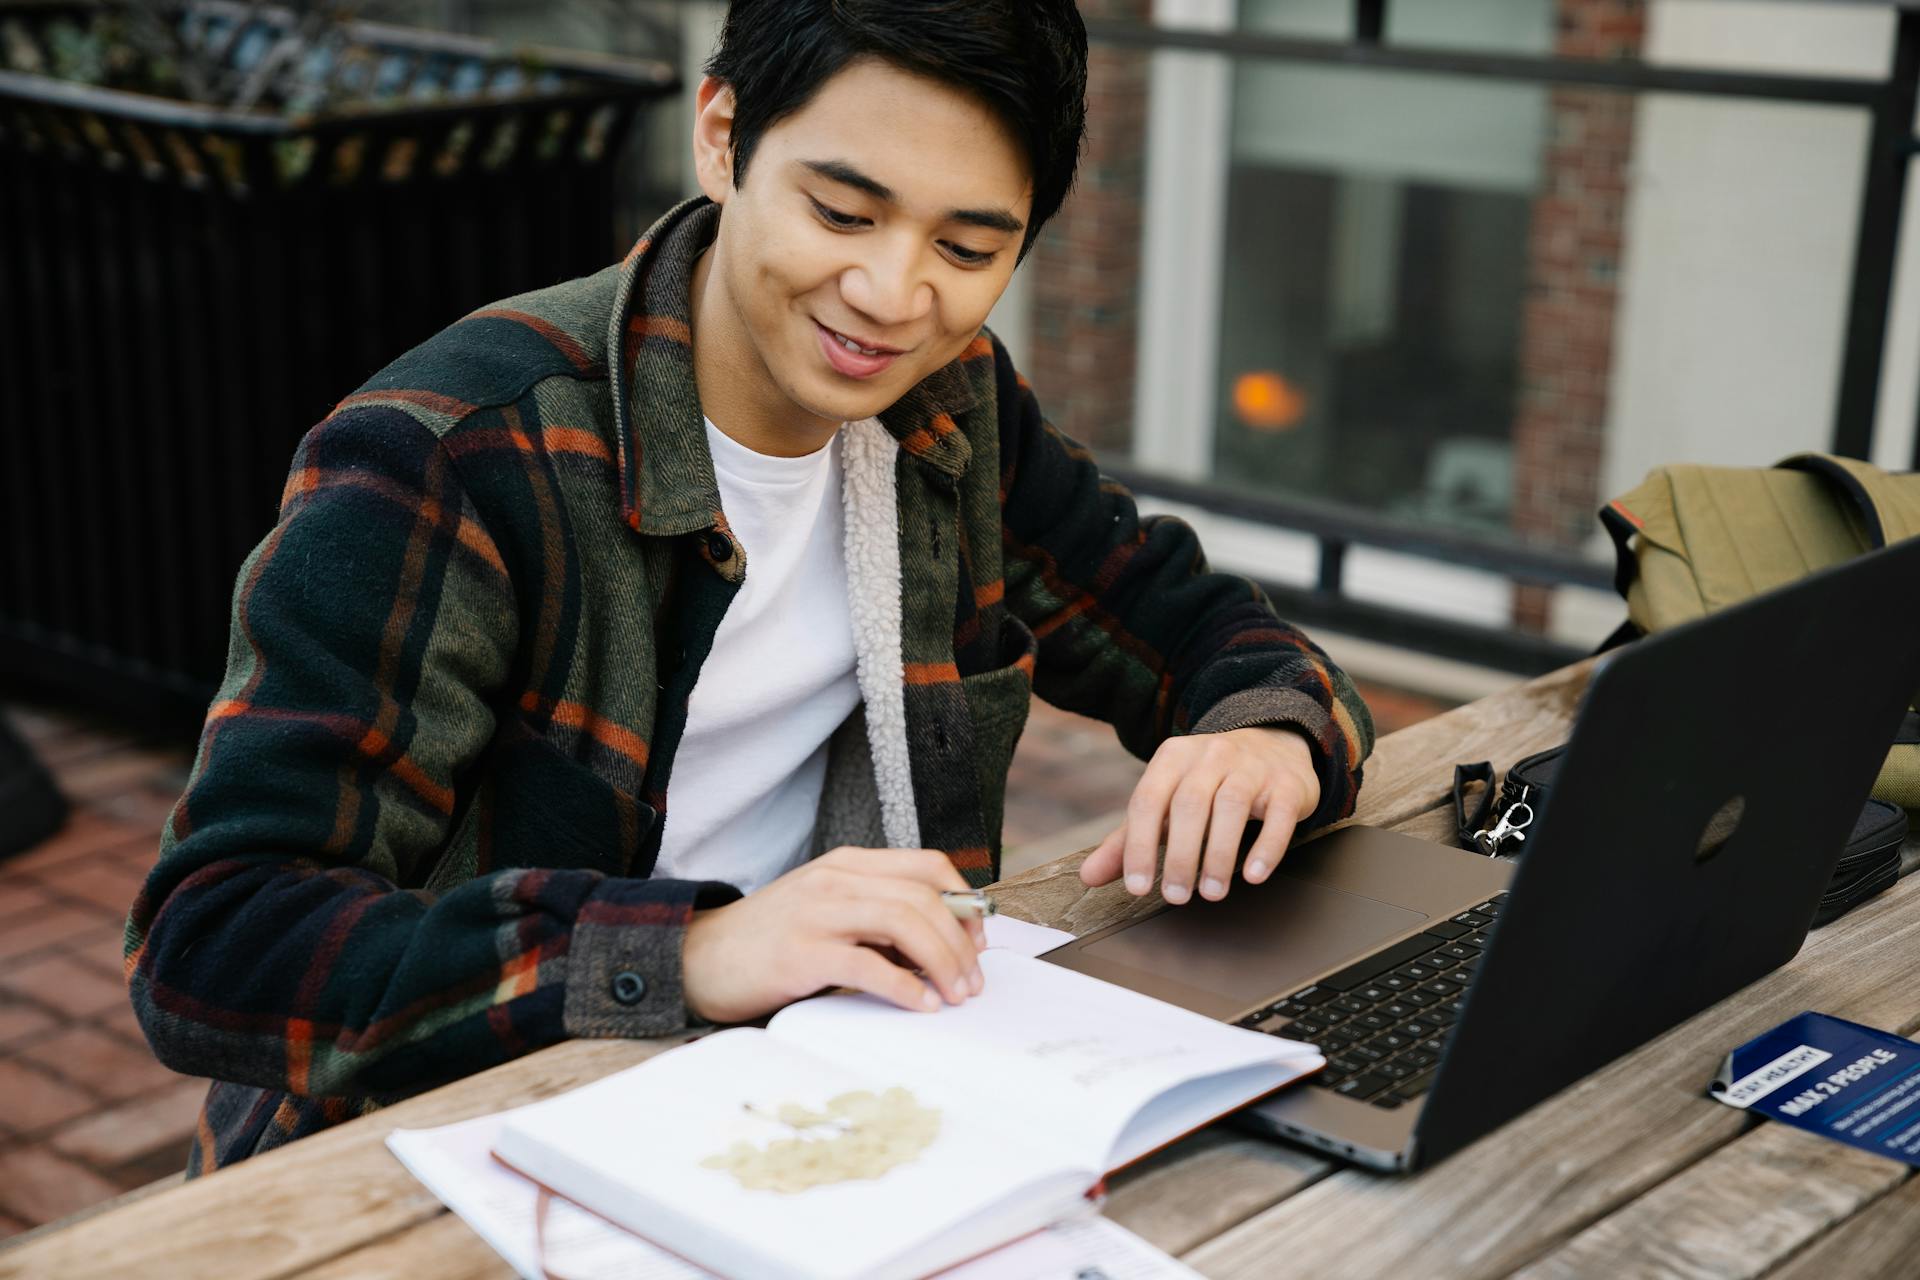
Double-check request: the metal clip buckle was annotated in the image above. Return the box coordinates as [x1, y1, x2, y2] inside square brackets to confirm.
[1473, 785, 1535, 856]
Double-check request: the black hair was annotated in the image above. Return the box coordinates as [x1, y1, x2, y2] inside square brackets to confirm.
[704, 0, 1088, 257]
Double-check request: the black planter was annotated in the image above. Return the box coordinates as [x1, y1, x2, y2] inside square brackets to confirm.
[0, 1, 678, 734]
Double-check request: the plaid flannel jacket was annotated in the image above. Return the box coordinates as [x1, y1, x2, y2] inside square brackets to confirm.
[126, 197, 1374, 1175]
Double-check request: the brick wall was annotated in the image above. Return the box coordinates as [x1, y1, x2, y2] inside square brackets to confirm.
[1511, 0, 1645, 628]
[1026, 0, 1150, 453]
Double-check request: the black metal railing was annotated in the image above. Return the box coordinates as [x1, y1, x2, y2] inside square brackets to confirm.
[1102, 464, 1611, 673]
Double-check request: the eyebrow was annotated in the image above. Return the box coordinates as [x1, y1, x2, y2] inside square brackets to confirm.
[800, 159, 1026, 235]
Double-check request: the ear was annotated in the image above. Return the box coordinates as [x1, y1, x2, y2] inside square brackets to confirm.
[692, 76, 738, 204]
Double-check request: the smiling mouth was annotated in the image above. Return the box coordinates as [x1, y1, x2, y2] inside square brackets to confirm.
[828, 329, 883, 356]
[813, 320, 905, 381]
[820, 323, 902, 356]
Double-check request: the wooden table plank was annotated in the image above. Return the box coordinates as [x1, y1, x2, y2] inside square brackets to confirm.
[1509, 1120, 1909, 1280]
[1764, 1166, 1920, 1280]
[297, 1212, 515, 1280]
[0, 1038, 690, 1280]
[1180, 877, 1920, 1279]
[1102, 1130, 1329, 1257]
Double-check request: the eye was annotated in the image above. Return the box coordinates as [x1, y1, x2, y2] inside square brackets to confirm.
[808, 197, 866, 230]
[943, 242, 998, 268]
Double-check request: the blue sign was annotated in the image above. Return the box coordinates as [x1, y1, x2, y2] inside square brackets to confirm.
[1711, 1011, 1920, 1165]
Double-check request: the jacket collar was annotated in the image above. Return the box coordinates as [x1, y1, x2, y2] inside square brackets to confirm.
[607, 198, 979, 537]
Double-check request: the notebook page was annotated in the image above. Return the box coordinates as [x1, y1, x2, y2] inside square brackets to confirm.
[492, 1027, 1089, 1280]
[391, 1111, 1197, 1280]
[980, 914, 1074, 958]
[768, 950, 1320, 1173]
[388, 1111, 705, 1280]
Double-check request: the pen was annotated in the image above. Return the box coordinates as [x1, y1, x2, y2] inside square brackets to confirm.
[942, 889, 997, 920]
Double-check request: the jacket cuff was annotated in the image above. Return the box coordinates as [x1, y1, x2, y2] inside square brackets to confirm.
[1190, 687, 1356, 831]
[563, 877, 741, 1038]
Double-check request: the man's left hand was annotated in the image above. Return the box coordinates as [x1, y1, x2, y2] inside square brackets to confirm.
[1078, 727, 1320, 904]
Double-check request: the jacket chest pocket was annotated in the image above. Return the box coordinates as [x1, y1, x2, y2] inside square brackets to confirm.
[959, 618, 1037, 850]
[488, 728, 658, 875]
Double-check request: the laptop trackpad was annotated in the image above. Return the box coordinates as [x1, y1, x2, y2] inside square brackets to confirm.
[1079, 876, 1429, 1007]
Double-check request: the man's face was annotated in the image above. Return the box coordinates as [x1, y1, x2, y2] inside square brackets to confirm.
[694, 58, 1033, 436]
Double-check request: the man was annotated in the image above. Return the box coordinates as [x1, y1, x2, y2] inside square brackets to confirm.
[128, 0, 1374, 1174]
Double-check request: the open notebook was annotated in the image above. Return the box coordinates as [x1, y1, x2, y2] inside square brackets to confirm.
[493, 949, 1321, 1280]
[387, 1108, 1205, 1280]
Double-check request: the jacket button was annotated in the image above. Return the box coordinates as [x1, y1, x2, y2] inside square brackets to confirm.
[705, 531, 733, 561]
[611, 971, 648, 1005]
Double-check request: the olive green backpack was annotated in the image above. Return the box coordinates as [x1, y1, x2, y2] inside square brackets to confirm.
[1599, 452, 1920, 812]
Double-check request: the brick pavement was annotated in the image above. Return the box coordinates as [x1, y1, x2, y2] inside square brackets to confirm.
[0, 674, 1451, 1241]
[0, 706, 199, 1243]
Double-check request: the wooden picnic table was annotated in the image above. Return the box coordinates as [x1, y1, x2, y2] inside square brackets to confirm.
[7, 654, 1920, 1279]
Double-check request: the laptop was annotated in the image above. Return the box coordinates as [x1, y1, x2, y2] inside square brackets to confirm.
[1043, 536, 1920, 1171]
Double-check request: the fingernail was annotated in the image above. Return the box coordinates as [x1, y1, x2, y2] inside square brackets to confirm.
[1201, 877, 1225, 899]
[921, 987, 940, 1011]
[1246, 860, 1268, 881]
[1125, 873, 1150, 895]
[970, 968, 984, 994]
[1164, 881, 1190, 904]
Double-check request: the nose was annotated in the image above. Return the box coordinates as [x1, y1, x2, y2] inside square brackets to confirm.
[838, 233, 934, 331]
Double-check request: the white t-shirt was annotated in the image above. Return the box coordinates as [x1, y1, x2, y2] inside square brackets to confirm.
[650, 420, 861, 892]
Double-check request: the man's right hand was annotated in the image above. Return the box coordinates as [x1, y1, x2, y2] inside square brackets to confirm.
[680, 846, 988, 1025]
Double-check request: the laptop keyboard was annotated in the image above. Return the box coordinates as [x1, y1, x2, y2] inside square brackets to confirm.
[1233, 893, 1508, 1110]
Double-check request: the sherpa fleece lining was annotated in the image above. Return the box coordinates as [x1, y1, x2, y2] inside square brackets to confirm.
[840, 417, 921, 849]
